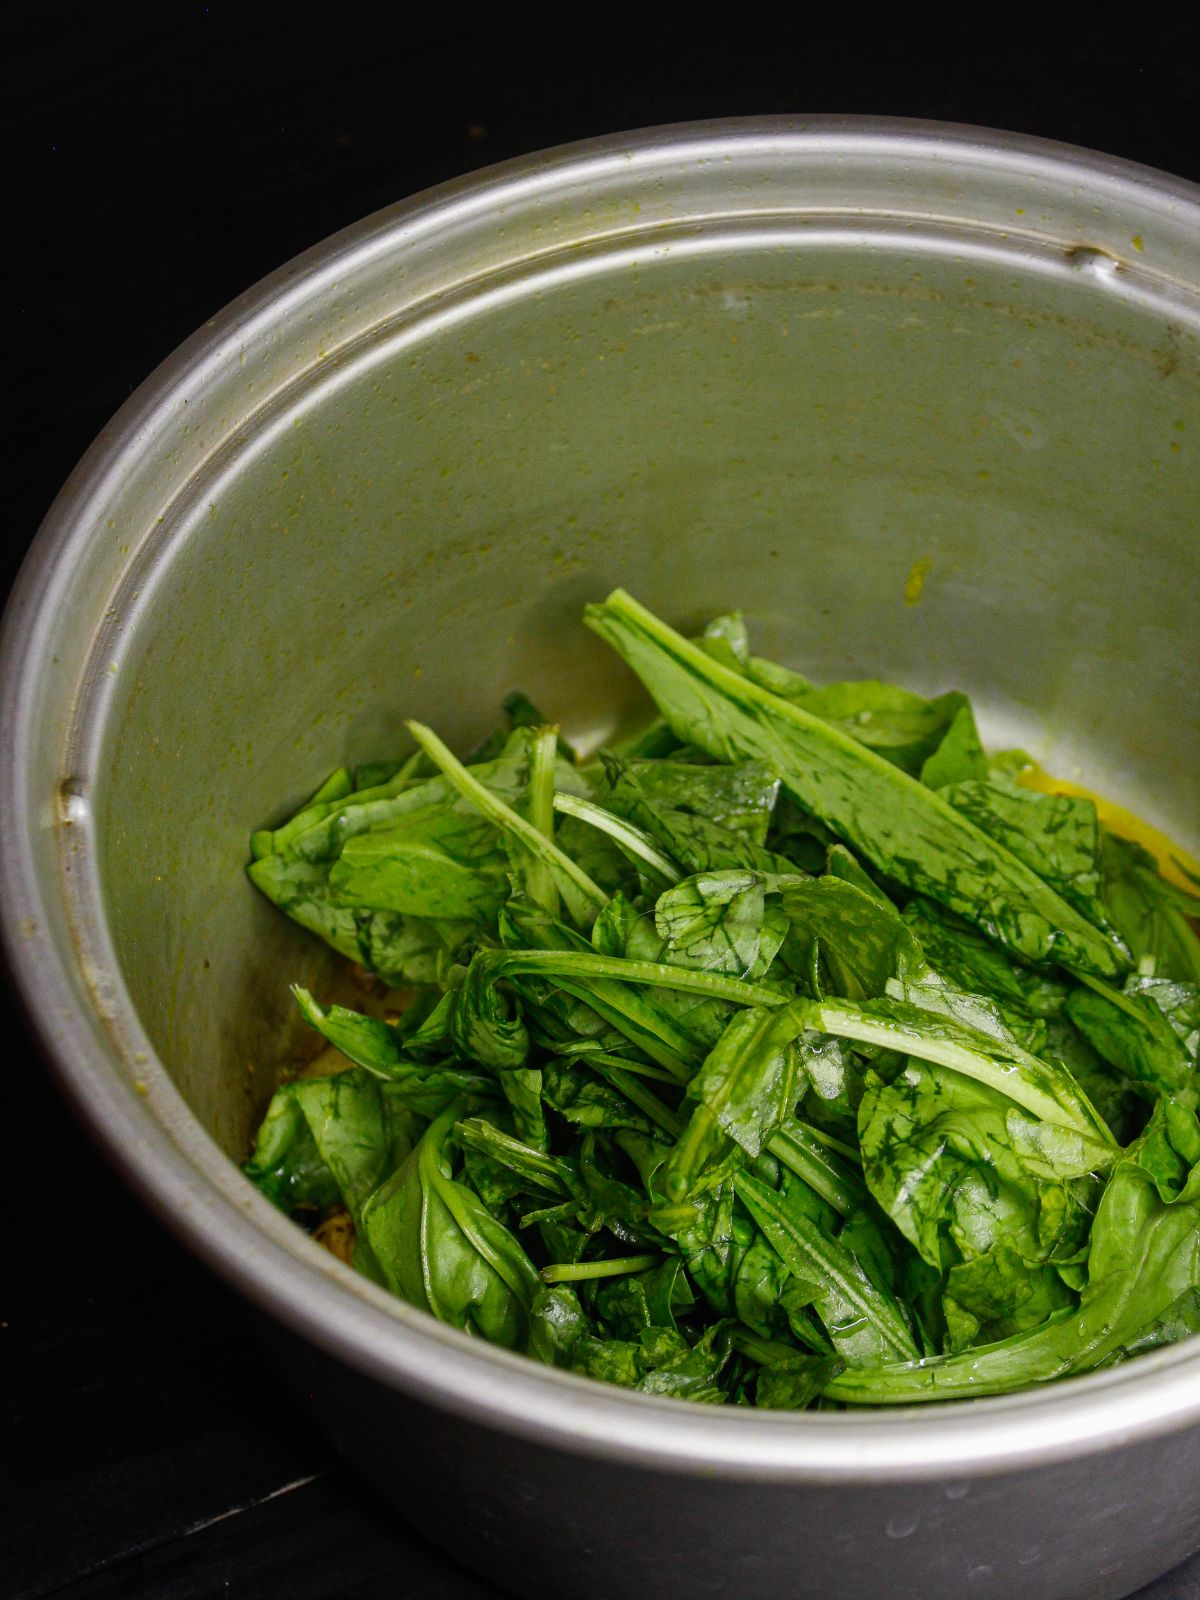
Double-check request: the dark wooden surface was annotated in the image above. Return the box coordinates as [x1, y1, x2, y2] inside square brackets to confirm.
[4, 5, 1200, 1596]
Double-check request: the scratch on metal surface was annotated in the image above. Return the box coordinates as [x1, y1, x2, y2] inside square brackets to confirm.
[182, 1472, 323, 1538]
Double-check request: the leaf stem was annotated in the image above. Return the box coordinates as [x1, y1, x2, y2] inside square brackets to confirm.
[552, 792, 681, 883]
[540, 1253, 662, 1283]
[768, 1119, 870, 1217]
[728, 1327, 803, 1365]
[585, 1058, 685, 1136]
[492, 948, 786, 1009]
[528, 726, 561, 916]
[1071, 967, 1151, 1025]
[550, 1045, 681, 1085]
[406, 721, 607, 922]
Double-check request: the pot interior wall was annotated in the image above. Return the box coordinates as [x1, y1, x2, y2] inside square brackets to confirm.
[89, 229, 1200, 1156]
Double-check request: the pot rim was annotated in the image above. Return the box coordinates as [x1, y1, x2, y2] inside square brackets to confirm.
[5, 114, 1200, 1482]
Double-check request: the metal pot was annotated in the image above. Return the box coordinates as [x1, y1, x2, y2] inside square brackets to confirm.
[3, 118, 1198, 1600]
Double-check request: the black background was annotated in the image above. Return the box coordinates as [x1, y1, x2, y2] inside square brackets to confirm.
[4, 5, 1200, 1597]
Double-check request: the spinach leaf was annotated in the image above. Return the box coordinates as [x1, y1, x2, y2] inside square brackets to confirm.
[245, 854, 366, 963]
[356, 911, 473, 988]
[251, 756, 418, 862]
[497, 899, 714, 1077]
[595, 1256, 689, 1339]
[1066, 973, 1199, 1102]
[785, 680, 984, 781]
[585, 590, 1126, 978]
[920, 698, 989, 790]
[736, 1170, 918, 1366]
[463, 942, 785, 1059]
[248, 736, 542, 975]
[775, 877, 928, 1000]
[753, 1352, 844, 1410]
[290, 1070, 421, 1224]
[541, 1057, 660, 1137]
[600, 755, 794, 875]
[527, 1284, 590, 1367]
[650, 1180, 750, 1317]
[257, 731, 572, 963]
[447, 954, 532, 1071]
[454, 1117, 573, 1200]
[1100, 833, 1200, 984]
[733, 1229, 797, 1343]
[795, 995, 1116, 1149]
[553, 791, 682, 890]
[699, 620, 988, 791]
[901, 898, 1070, 1022]
[825, 1100, 1200, 1401]
[292, 987, 406, 1076]
[328, 808, 510, 924]
[623, 756, 783, 845]
[940, 777, 1119, 941]
[635, 1323, 734, 1402]
[361, 1106, 540, 1350]
[654, 870, 796, 979]
[858, 1057, 1096, 1344]
[406, 721, 606, 929]
[1040, 1015, 1136, 1140]
[620, 912, 743, 1054]
[567, 1323, 734, 1403]
[941, 1238, 1075, 1351]
[766, 1117, 870, 1216]
[243, 1085, 340, 1212]
[291, 987, 494, 1113]
[665, 1005, 810, 1200]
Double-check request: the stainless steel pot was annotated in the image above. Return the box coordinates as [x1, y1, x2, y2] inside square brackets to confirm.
[3, 118, 1199, 1600]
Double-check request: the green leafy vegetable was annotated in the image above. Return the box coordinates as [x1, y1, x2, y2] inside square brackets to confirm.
[585, 590, 1126, 978]
[361, 1105, 541, 1349]
[1066, 972, 1199, 1103]
[940, 778, 1118, 940]
[736, 1170, 918, 1366]
[825, 1100, 1200, 1401]
[795, 995, 1117, 1148]
[1100, 834, 1200, 985]
[665, 1005, 809, 1200]
[243, 1085, 341, 1213]
[242, 589, 1200, 1411]
[655, 871, 795, 978]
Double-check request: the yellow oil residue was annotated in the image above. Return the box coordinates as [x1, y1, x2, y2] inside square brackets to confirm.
[1016, 763, 1199, 890]
[1131, 234, 1145, 253]
[297, 1044, 356, 1080]
[314, 1211, 356, 1264]
[903, 557, 932, 607]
